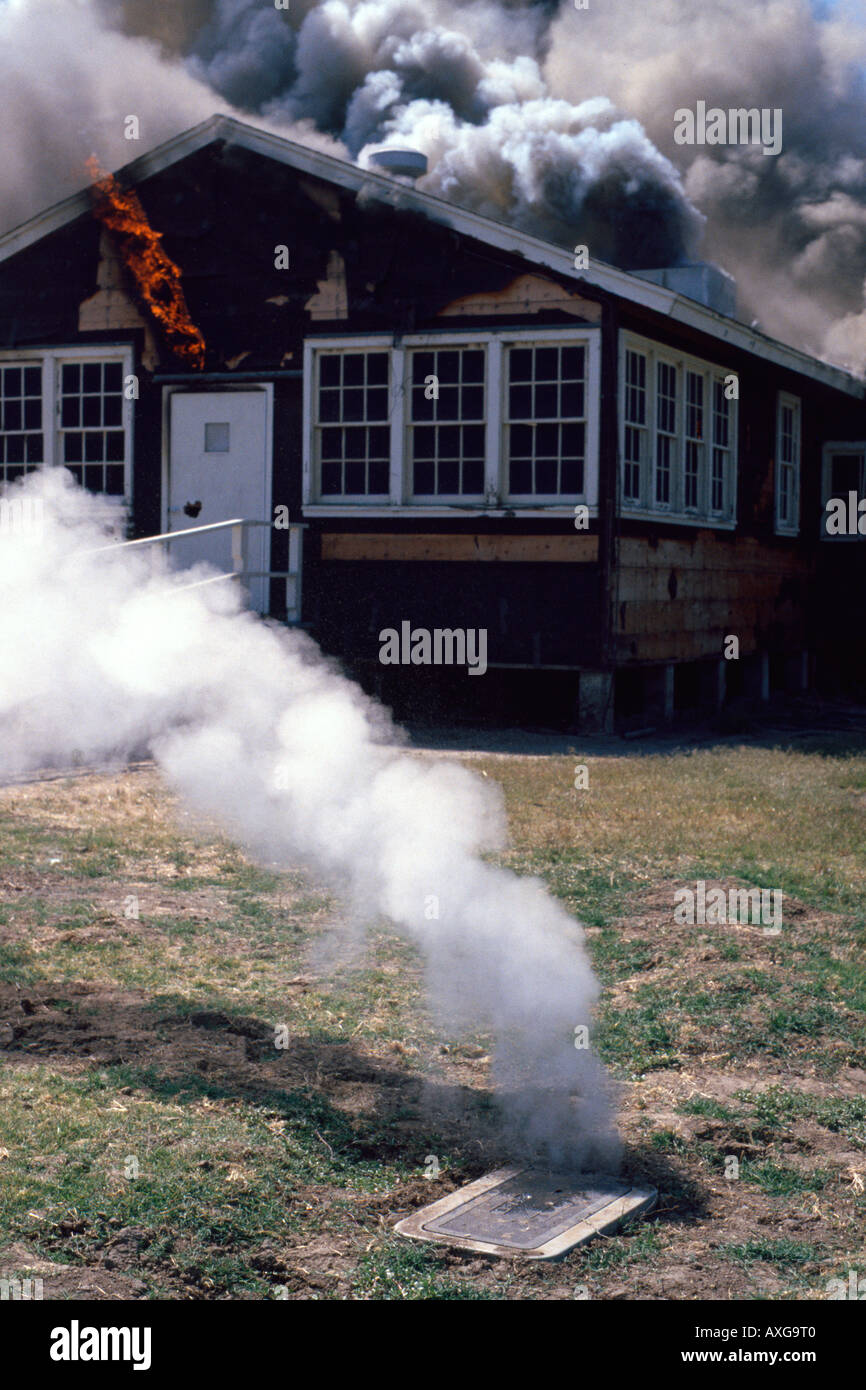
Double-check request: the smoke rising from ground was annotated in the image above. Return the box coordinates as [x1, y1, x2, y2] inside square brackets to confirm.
[0, 1, 863, 357]
[0, 469, 619, 1168]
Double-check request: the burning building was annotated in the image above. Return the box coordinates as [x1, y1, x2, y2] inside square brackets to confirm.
[0, 114, 864, 726]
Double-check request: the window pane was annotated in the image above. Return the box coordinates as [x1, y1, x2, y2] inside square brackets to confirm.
[534, 383, 557, 418]
[536, 347, 557, 379]
[561, 347, 584, 379]
[343, 354, 364, 386]
[319, 389, 340, 423]
[320, 356, 341, 387]
[536, 457, 557, 493]
[561, 457, 583, 494]
[439, 458, 459, 493]
[414, 458, 435, 494]
[345, 458, 366, 494]
[204, 422, 230, 452]
[509, 349, 532, 382]
[106, 431, 125, 462]
[412, 351, 435, 383]
[83, 362, 101, 393]
[84, 431, 104, 462]
[830, 453, 861, 494]
[463, 458, 484, 494]
[438, 386, 460, 420]
[366, 387, 388, 421]
[510, 457, 531, 493]
[462, 351, 484, 383]
[367, 354, 388, 385]
[321, 460, 342, 495]
[438, 351, 459, 383]
[25, 433, 44, 463]
[104, 362, 123, 393]
[369, 457, 389, 493]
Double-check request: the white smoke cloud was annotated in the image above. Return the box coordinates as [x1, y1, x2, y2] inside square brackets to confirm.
[0, 468, 619, 1169]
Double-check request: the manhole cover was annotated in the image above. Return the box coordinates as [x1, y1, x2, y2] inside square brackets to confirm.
[395, 1167, 657, 1260]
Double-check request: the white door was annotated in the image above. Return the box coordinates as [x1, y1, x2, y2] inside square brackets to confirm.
[168, 389, 271, 612]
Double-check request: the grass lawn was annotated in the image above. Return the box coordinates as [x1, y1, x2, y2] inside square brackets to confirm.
[1, 735, 865, 1300]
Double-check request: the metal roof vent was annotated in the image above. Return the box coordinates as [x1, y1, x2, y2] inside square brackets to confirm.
[369, 148, 429, 181]
[633, 262, 737, 318]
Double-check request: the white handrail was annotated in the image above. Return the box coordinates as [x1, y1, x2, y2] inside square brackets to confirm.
[80, 517, 305, 622]
[86, 518, 247, 555]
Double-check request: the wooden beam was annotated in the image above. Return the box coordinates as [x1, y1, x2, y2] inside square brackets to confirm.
[320, 533, 599, 563]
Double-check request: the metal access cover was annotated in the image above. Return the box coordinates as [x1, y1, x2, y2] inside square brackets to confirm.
[395, 1167, 657, 1260]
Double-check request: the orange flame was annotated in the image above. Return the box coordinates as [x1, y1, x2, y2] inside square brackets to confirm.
[86, 156, 205, 370]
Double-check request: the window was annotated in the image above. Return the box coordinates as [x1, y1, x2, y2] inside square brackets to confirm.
[506, 344, 585, 498]
[775, 393, 800, 535]
[315, 349, 390, 497]
[0, 346, 133, 498]
[410, 347, 485, 497]
[620, 333, 737, 526]
[623, 349, 646, 503]
[821, 443, 866, 539]
[711, 380, 731, 515]
[205, 422, 230, 453]
[303, 330, 600, 512]
[684, 371, 704, 511]
[60, 361, 126, 496]
[0, 364, 43, 483]
[655, 360, 677, 507]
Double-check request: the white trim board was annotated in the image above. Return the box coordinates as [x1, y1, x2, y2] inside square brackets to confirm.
[0, 113, 861, 400]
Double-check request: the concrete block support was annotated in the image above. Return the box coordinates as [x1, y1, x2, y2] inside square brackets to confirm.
[579, 670, 614, 733]
[645, 663, 675, 723]
[743, 651, 770, 702]
[784, 650, 809, 693]
[698, 657, 727, 712]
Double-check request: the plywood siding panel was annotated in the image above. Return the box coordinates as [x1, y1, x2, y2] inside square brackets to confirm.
[615, 531, 810, 665]
[321, 533, 599, 563]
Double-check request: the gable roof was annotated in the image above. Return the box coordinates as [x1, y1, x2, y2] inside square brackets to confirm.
[0, 113, 862, 398]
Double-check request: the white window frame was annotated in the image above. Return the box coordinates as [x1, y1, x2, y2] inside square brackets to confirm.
[775, 391, 801, 537]
[618, 331, 738, 529]
[302, 328, 600, 516]
[405, 338, 489, 505]
[0, 344, 134, 502]
[622, 346, 647, 506]
[820, 441, 866, 541]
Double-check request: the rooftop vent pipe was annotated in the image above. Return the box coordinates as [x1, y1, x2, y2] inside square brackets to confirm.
[369, 148, 429, 181]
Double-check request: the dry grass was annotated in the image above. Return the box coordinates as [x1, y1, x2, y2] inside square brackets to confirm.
[0, 736, 864, 1300]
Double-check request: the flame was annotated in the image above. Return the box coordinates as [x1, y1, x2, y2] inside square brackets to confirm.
[86, 156, 205, 370]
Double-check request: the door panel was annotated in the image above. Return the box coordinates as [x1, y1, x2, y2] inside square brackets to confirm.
[168, 390, 270, 612]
